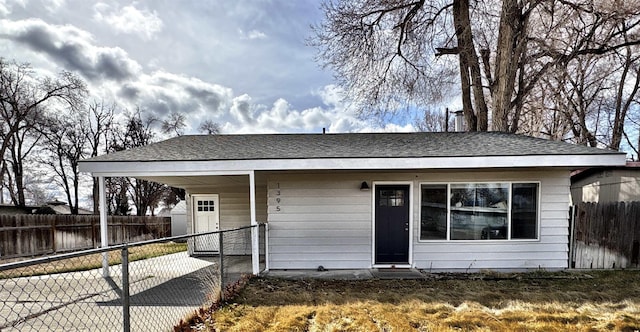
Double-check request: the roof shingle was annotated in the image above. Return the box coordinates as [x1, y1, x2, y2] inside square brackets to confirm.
[82, 132, 621, 163]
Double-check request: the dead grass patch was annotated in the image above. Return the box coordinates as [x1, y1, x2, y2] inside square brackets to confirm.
[0, 242, 187, 278]
[185, 270, 640, 331]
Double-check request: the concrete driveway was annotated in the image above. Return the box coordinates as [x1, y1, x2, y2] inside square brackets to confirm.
[0, 252, 251, 332]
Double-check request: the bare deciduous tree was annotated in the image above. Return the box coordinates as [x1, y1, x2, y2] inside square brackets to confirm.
[0, 59, 86, 207]
[198, 120, 221, 135]
[111, 110, 173, 216]
[414, 107, 453, 132]
[161, 112, 187, 137]
[84, 100, 117, 213]
[312, 0, 640, 133]
[40, 111, 88, 214]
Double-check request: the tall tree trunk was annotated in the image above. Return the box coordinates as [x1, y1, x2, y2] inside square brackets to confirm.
[492, 0, 526, 132]
[93, 177, 100, 214]
[453, 0, 488, 131]
[457, 50, 477, 131]
[10, 138, 26, 207]
[71, 163, 79, 215]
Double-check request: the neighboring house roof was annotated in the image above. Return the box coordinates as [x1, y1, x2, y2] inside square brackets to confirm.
[35, 204, 93, 215]
[0, 203, 93, 215]
[570, 161, 640, 204]
[571, 161, 640, 183]
[0, 205, 38, 215]
[79, 132, 626, 176]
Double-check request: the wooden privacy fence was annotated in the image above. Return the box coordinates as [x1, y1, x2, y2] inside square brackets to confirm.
[572, 202, 640, 269]
[0, 215, 171, 259]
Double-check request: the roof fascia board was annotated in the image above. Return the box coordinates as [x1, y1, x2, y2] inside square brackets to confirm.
[80, 154, 626, 177]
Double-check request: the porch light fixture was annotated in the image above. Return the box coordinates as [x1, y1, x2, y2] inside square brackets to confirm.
[360, 181, 370, 191]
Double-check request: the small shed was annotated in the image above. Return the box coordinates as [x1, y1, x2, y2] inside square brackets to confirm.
[571, 162, 640, 203]
[170, 201, 187, 236]
[570, 162, 640, 269]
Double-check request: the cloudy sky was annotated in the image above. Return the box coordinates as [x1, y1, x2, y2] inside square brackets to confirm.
[1, 0, 420, 135]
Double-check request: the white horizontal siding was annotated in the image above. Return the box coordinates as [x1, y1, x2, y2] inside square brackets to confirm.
[220, 191, 251, 229]
[266, 169, 571, 271]
[421, 259, 568, 271]
[414, 242, 567, 253]
[268, 174, 372, 269]
[187, 185, 253, 255]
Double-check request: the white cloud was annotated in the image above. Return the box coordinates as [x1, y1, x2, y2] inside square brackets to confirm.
[0, 19, 415, 136]
[94, 3, 163, 40]
[1, 5, 414, 137]
[0, 0, 9, 16]
[0, 0, 64, 15]
[115, 70, 234, 125]
[43, 0, 65, 13]
[315, 84, 344, 107]
[220, 85, 416, 134]
[238, 28, 267, 40]
[229, 94, 255, 125]
[0, 18, 142, 81]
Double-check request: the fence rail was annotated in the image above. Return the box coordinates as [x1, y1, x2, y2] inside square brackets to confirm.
[571, 202, 640, 269]
[0, 223, 266, 332]
[0, 215, 170, 260]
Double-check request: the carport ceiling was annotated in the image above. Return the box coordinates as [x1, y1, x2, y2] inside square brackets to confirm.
[133, 175, 249, 189]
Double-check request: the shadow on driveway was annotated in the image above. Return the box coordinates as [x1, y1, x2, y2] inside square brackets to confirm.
[97, 265, 218, 307]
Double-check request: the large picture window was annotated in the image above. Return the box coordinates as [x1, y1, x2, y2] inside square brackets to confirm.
[420, 185, 447, 240]
[420, 182, 539, 241]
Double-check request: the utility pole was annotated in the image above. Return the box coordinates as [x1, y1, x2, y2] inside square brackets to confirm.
[444, 108, 449, 132]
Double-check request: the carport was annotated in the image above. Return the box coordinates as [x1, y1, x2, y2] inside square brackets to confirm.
[79, 156, 263, 276]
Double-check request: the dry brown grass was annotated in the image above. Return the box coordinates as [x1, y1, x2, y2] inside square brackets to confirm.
[0, 242, 187, 278]
[199, 270, 640, 332]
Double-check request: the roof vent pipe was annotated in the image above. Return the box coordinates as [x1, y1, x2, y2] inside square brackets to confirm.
[454, 110, 465, 132]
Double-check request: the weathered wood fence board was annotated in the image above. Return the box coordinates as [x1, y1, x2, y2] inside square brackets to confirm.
[0, 215, 170, 259]
[573, 202, 640, 269]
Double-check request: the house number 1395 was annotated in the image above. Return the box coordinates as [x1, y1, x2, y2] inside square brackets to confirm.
[275, 183, 281, 212]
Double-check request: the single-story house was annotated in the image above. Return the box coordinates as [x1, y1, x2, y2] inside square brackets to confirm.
[35, 199, 94, 215]
[0, 204, 38, 215]
[571, 161, 640, 204]
[79, 132, 625, 273]
[0, 200, 93, 215]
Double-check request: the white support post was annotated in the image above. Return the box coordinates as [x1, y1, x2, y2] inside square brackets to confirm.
[264, 223, 269, 272]
[99, 176, 109, 277]
[249, 171, 259, 275]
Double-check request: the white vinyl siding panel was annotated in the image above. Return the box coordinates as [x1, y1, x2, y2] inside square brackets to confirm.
[268, 175, 372, 269]
[188, 185, 253, 255]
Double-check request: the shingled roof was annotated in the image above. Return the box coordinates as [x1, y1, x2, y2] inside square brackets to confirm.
[83, 132, 621, 163]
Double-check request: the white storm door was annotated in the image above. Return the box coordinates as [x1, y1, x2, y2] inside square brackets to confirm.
[193, 195, 220, 252]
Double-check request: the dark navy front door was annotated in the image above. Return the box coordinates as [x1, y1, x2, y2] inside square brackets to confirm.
[375, 185, 410, 264]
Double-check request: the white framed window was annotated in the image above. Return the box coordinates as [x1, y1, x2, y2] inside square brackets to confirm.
[196, 200, 216, 212]
[419, 182, 539, 241]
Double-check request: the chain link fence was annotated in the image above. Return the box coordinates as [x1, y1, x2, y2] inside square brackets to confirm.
[0, 224, 266, 331]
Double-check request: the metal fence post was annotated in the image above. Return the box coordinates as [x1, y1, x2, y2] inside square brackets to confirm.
[122, 246, 130, 332]
[219, 231, 224, 301]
